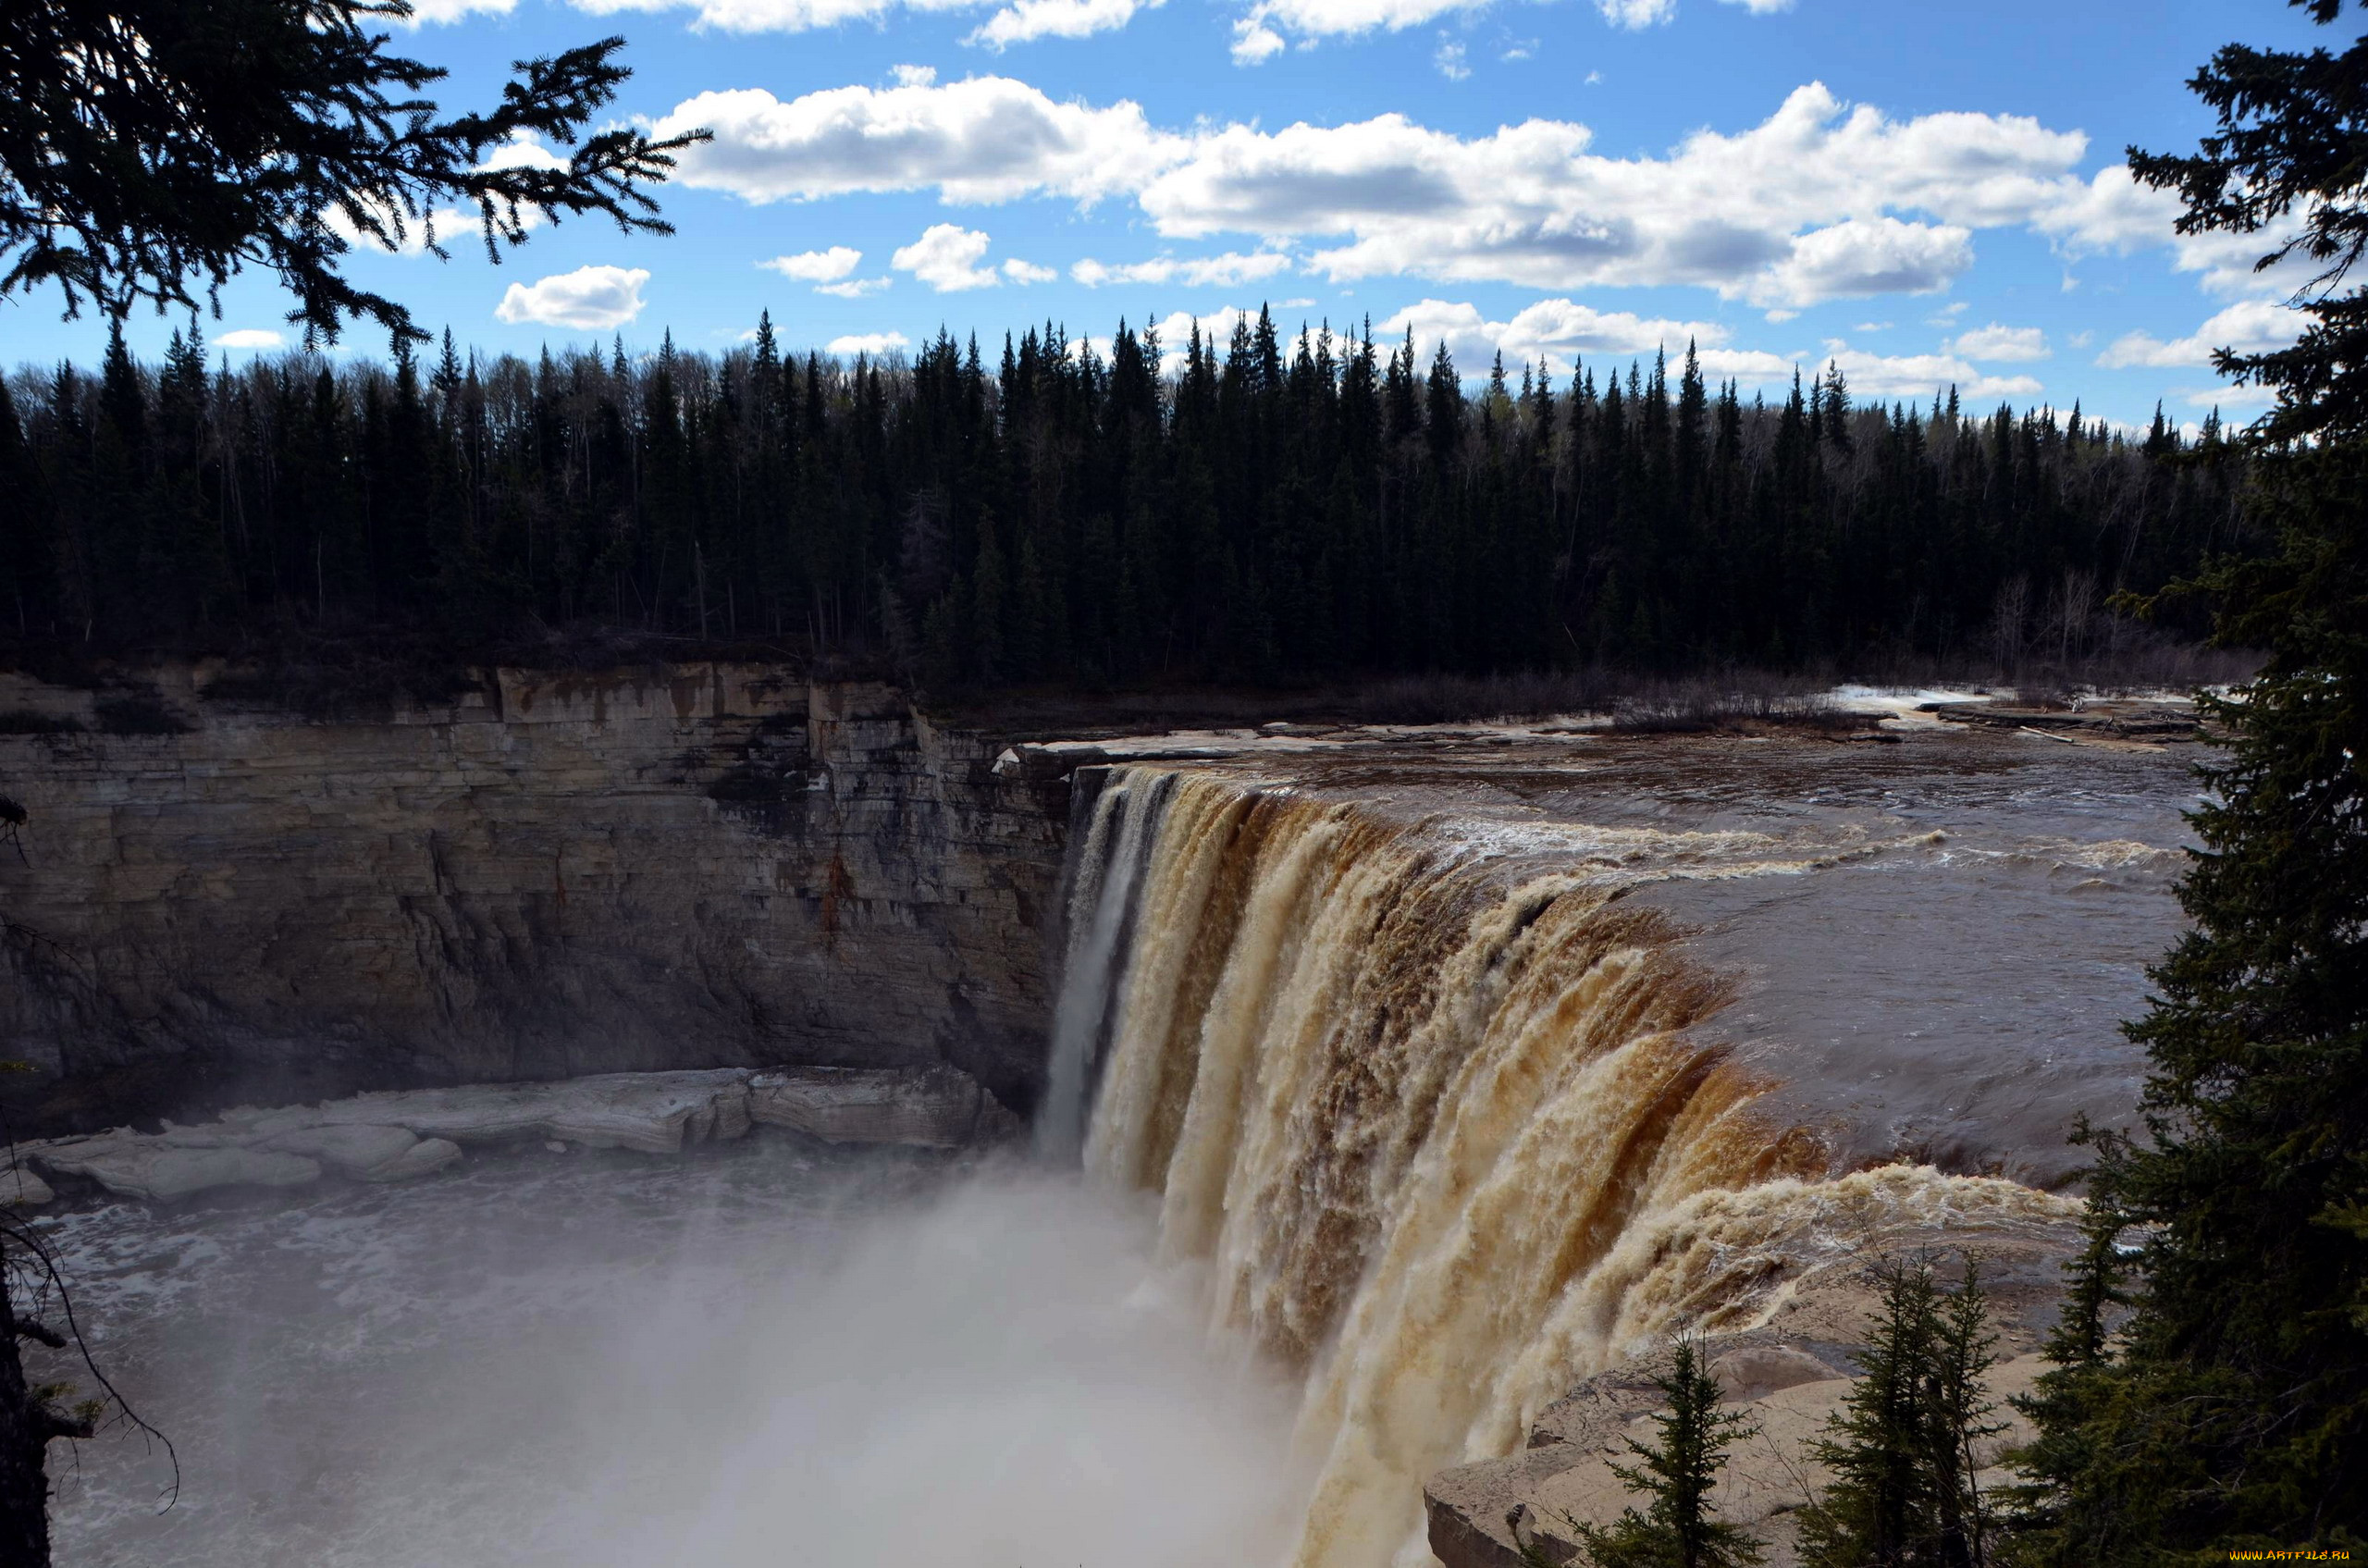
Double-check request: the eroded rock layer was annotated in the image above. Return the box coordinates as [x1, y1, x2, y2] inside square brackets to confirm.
[0, 666, 1064, 1131]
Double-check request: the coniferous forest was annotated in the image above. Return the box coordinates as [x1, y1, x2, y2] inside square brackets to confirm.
[2, 308, 2247, 693]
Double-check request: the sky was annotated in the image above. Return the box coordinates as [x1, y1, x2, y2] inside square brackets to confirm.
[4, 0, 2339, 431]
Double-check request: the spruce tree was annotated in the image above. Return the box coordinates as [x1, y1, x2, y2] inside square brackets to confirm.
[1801, 1256, 2002, 1568]
[2006, 4, 2368, 1559]
[1562, 1336, 1764, 1568]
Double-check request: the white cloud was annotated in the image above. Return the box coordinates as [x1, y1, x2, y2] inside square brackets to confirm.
[481, 130, 570, 173]
[326, 202, 543, 258]
[575, 0, 977, 30]
[1376, 296, 1730, 377]
[1752, 216, 1971, 305]
[893, 65, 938, 86]
[1598, 0, 1673, 26]
[660, 78, 2121, 308]
[826, 331, 913, 355]
[215, 328, 286, 350]
[655, 77, 1183, 205]
[1435, 39, 1470, 80]
[893, 223, 1004, 290]
[1949, 323, 2049, 362]
[1071, 251, 1295, 287]
[1820, 346, 2040, 401]
[1230, 19, 1287, 61]
[1133, 83, 2079, 305]
[402, 0, 516, 20]
[1230, 0, 1780, 54]
[494, 265, 651, 330]
[1231, 0, 1494, 58]
[971, 0, 1160, 46]
[1004, 257, 1058, 283]
[2096, 299, 2302, 369]
[2181, 384, 2276, 412]
[760, 246, 863, 281]
[818, 277, 894, 297]
[2037, 163, 2321, 301]
[1343, 301, 2037, 401]
[1151, 307, 1259, 371]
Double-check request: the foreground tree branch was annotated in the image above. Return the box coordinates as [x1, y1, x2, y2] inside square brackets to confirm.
[0, 0, 710, 343]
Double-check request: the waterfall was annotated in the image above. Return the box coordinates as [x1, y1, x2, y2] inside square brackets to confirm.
[1045, 764, 2078, 1568]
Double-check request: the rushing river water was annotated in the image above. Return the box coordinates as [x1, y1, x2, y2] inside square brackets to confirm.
[31, 717, 2199, 1568]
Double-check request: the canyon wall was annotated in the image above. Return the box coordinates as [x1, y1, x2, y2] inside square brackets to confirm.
[0, 665, 1067, 1133]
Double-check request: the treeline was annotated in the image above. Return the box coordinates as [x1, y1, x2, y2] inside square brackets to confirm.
[0, 309, 2247, 685]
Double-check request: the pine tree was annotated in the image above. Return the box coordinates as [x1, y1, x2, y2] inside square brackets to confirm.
[1560, 1336, 1764, 1568]
[1802, 1256, 2002, 1568]
[2005, 3, 2368, 1559]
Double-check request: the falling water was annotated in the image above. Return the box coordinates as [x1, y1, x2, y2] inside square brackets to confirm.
[1049, 761, 2099, 1568]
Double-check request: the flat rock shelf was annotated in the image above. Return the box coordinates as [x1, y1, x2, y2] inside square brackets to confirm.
[7, 1065, 1021, 1204]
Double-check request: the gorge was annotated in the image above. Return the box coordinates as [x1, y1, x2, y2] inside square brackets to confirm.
[0, 667, 2195, 1566]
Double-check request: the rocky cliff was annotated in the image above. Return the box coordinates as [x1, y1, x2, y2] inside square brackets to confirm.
[0, 664, 1067, 1135]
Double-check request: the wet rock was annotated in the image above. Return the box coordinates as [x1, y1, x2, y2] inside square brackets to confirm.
[38, 1136, 322, 1202]
[263, 1123, 438, 1180]
[0, 1165, 53, 1207]
[749, 1064, 1021, 1147]
[1710, 1344, 1844, 1401]
[266, 1068, 758, 1155]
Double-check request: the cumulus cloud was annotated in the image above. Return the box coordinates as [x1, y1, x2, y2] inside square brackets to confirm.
[826, 330, 913, 355]
[1375, 297, 1730, 377]
[495, 265, 651, 329]
[971, 0, 1161, 46]
[658, 77, 2154, 308]
[761, 246, 863, 281]
[2038, 163, 2323, 300]
[1128, 83, 2078, 304]
[818, 277, 894, 297]
[893, 65, 939, 86]
[2096, 299, 2302, 370]
[1071, 251, 1294, 287]
[1949, 323, 2050, 362]
[215, 328, 286, 350]
[655, 77, 1183, 205]
[893, 224, 1005, 290]
[1230, 19, 1286, 61]
[1434, 39, 1470, 80]
[1004, 257, 1058, 282]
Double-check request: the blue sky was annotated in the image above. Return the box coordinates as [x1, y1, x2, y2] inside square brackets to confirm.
[5, 0, 2336, 431]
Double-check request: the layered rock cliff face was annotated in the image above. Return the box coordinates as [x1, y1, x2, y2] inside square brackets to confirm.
[0, 664, 1067, 1134]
